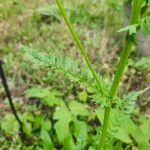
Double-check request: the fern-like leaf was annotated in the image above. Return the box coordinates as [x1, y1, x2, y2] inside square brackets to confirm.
[20, 44, 104, 91]
[122, 91, 139, 115]
[110, 91, 139, 136]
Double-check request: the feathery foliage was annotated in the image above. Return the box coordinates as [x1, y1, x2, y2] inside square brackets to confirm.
[110, 91, 139, 136]
[20, 44, 105, 92]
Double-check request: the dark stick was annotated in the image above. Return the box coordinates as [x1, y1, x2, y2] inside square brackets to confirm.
[0, 60, 23, 129]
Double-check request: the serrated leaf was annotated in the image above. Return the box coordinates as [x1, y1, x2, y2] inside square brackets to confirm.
[53, 100, 90, 143]
[122, 91, 139, 115]
[25, 87, 63, 106]
[91, 92, 108, 107]
[69, 101, 89, 117]
[53, 103, 71, 142]
[108, 109, 136, 139]
[20, 44, 104, 91]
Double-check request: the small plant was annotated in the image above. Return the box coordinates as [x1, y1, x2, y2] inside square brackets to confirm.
[20, 0, 150, 149]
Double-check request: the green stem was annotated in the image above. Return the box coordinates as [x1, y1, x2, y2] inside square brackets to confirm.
[98, 107, 110, 150]
[109, 38, 133, 99]
[55, 0, 106, 96]
[99, 0, 143, 149]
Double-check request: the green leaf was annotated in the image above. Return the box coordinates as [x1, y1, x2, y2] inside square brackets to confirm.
[53, 103, 71, 142]
[63, 134, 75, 150]
[53, 101, 90, 142]
[139, 117, 150, 137]
[22, 112, 35, 122]
[95, 108, 104, 125]
[23, 121, 32, 136]
[132, 117, 150, 149]
[78, 90, 88, 102]
[25, 87, 50, 98]
[21, 112, 33, 136]
[73, 118, 89, 138]
[91, 92, 108, 107]
[75, 122, 88, 150]
[69, 101, 89, 117]
[40, 128, 54, 150]
[122, 91, 139, 115]
[114, 128, 132, 143]
[21, 44, 103, 91]
[120, 118, 137, 135]
[118, 24, 139, 35]
[33, 115, 44, 129]
[76, 128, 87, 150]
[25, 87, 63, 106]
[110, 107, 138, 137]
[44, 92, 63, 106]
[1, 114, 19, 134]
[41, 119, 51, 131]
[141, 17, 150, 35]
[132, 127, 150, 149]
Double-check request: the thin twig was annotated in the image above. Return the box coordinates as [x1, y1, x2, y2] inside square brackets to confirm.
[0, 60, 23, 130]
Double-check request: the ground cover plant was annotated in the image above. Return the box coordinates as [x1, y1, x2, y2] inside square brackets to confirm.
[0, 0, 150, 150]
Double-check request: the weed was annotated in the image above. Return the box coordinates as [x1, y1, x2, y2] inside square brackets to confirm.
[1, 0, 150, 149]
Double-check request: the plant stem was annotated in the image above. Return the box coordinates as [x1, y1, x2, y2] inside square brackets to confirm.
[98, 107, 110, 149]
[109, 38, 133, 99]
[99, 0, 143, 149]
[55, 0, 106, 96]
[0, 60, 23, 129]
